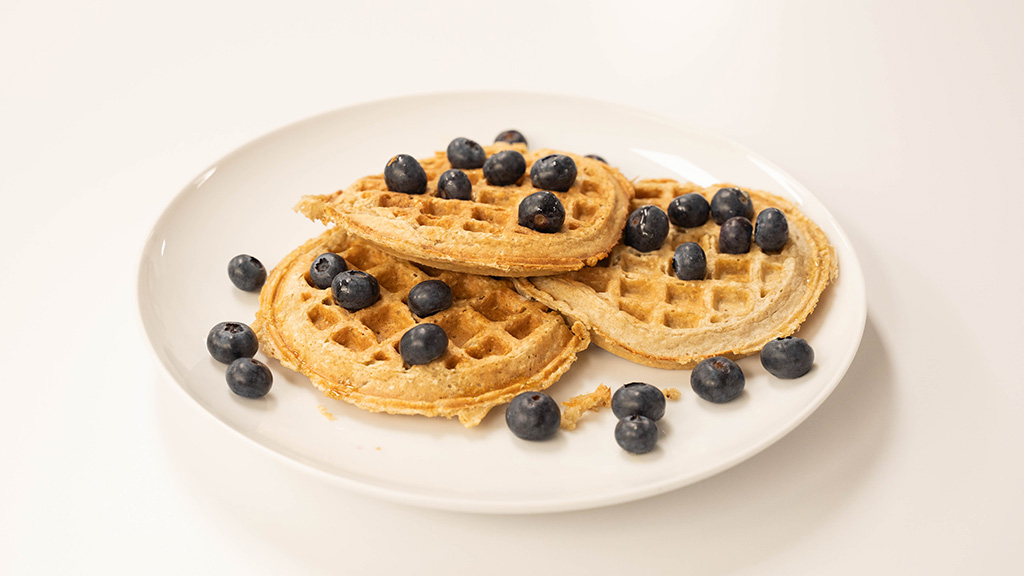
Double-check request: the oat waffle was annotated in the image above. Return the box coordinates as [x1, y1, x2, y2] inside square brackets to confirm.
[513, 179, 837, 369]
[252, 227, 590, 427]
[295, 145, 634, 277]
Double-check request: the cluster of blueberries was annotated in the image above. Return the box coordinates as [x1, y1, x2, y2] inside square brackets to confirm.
[689, 336, 817, 406]
[206, 255, 273, 398]
[383, 131, 603, 234]
[622, 187, 790, 280]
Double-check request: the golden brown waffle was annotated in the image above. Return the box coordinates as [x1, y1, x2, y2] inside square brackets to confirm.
[253, 227, 590, 427]
[295, 145, 634, 277]
[513, 179, 837, 369]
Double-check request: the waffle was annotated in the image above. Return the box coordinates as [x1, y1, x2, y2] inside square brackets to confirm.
[252, 227, 590, 427]
[513, 179, 837, 369]
[295, 144, 634, 277]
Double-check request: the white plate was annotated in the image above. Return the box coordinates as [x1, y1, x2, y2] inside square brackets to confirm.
[137, 92, 866, 514]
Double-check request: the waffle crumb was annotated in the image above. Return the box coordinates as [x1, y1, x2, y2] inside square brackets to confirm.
[560, 384, 612, 430]
[663, 387, 682, 400]
[317, 405, 337, 421]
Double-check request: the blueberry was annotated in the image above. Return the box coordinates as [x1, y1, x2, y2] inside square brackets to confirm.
[691, 356, 745, 403]
[667, 193, 710, 228]
[331, 270, 379, 311]
[754, 207, 789, 252]
[437, 169, 472, 200]
[446, 137, 486, 169]
[206, 322, 259, 364]
[482, 149, 526, 186]
[384, 154, 428, 194]
[227, 254, 266, 292]
[585, 154, 607, 164]
[718, 216, 753, 254]
[710, 187, 754, 224]
[518, 190, 565, 233]
[611, 382, 666, 421]
[494, 129, 527, 146]
[671, 242, 706, 280]
[624, 205, 669, 252]
[407, 279, 453, 317]
[505, 391, 561, 441]
[530, 154, 577, 192]
[615, 415, 658, 454]
[309, 253, 347, 290]
[761, 337, 814, 379]
[399, 323, 448, 365]
[225, 357, 273, 399]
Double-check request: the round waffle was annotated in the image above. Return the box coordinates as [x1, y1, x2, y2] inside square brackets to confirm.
[513, 179, 837, 369]
[295, 144, 634, 277]
[252, 227, 590, 427]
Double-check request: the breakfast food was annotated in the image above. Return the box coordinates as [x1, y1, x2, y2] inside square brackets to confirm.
[295, 142, 634, 277]
[252, 227, 590, 427]
[512, 179, 837, 369]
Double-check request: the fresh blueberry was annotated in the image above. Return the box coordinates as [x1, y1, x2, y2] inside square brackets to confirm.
[719, 216, 753, 254]
[691, 356, 745, 403]
[399, 323, 448, 365]
[446, 137, 486, 169]
[505, 391, 561, 441]
[384, 154, 428, 194]
[761, 337, 814, 379]
[624, 205, 669, 252]
[518, 190, 565, 233]
[309, 253, 347, 290]
[667, 193, 710, 228]
[437, 169, 472, 200]
[482, 149, 526, 186]
[611, 382, 666, 421]
[206, 321, 259, 364]
[585, 154, 607, 164]
[671, 242, 706, 280]
[615, 415, 659, 454]
[710, 187, 754, 224]
[331, 270, 379, 311]
[407, 279, 453, 317]
[530, 154, 577, 192]
[227, 254, 266, 292]
[754, 207, 789, 252]
[494, 129, 527, 146]
[225, 357, 273, 398]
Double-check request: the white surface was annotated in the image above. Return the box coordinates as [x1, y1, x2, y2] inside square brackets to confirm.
[2, 0, 1022, 573]
[138, 93, 866, 513]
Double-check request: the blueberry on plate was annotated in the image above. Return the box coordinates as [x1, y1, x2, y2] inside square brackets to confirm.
[407, 279, 453, 317]
[611, 382, 666, 421]
[760, 337, 814, 379]
[530, 154, 577, 192]
[399, 323, 448, 365]
[691, 356, 745, 403]
[494, 129, 527, 146]
[710, 187, 754, 224]
[384, 154, 428, 194]
[227, 254, 266, 292]
[505, 391, 561, 441]
[671, 242, 706, 280]
[624, 205, 669, 252]
[754, 207, 789, 252]
[331, 270, 380, 311]
[615, 415, 658, 454]
[225, 357, 273, 399]
[437, 169, 472, 200]
[585, 154, 607, 164]
[518, 190, 565, 233]
[482, 149, 526, 186]
[309, 252, 347, 290]
[446, 137, 486, 169]
[206, 321, 259, 364]
[718, 216, 753, 254]
[667, 193, 710, 228]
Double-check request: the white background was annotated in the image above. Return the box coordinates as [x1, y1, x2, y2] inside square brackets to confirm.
[2, 1, 1022, 574]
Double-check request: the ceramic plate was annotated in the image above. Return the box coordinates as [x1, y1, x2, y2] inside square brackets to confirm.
[137, 92, 866, 514]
